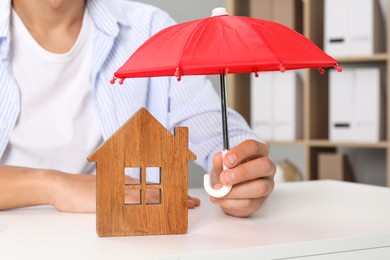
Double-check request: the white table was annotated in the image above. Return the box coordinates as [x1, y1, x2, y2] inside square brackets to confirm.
[1, 180, 390, 259]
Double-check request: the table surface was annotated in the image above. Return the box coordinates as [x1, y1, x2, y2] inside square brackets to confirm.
[1, 180, 390, 259]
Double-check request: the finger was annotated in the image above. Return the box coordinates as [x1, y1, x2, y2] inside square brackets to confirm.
[220, 156, 275, 186]
[209, 167, 223, 186]
[210, 152, 224, 185]
[188, 195, 201, 207]
[212, 151, 223, 173]
[188, 200, 196, 209]
[210, 196, 267, 218]
[222, 176, 274, 199]
[188, 199, 200, 209]
[223, 140, 269, 168]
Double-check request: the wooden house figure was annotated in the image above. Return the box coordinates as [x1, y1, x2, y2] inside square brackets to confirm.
[88, 108, 196, 237]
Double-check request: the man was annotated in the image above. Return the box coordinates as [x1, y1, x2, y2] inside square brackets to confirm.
[0, 0, 275, 217]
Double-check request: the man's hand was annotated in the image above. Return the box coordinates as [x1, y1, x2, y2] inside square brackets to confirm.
[0, 164, 199, 212]
[209, 139, 275, 217]
[50, 172, 200, 213]
[49, 172, 97, 213]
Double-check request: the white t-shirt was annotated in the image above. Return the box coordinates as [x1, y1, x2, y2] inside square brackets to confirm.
[0, 9, 102, 174]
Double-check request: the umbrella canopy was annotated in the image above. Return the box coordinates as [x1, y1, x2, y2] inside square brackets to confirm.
[112, 8, 341, 198]
[113, 8, 340, 81]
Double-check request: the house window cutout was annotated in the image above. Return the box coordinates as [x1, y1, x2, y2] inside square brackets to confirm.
[124, 189, 141, 205]
[124, 167, 141, 205]
[146, 189, 162, 205]
[124, 167, 162, 206]
[124, 167, 141, 185]
[146, 167, 161, 184]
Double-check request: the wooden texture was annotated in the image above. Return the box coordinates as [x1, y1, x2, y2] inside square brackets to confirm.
[318, 153, 355, 181]
[227, 74, 251, 123]
[88, 108, 196, 237]
[387, 1, 390, 187]
[249, 0, 302, 33]
[225, 0, 250, 123]
[304, 0, 328, 140]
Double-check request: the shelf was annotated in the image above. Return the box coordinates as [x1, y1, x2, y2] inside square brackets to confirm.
[267, 140, 306, 146]
[269, 140, 388, 148]
[335, 53, 388, 63]
[309, 140, 388, 149]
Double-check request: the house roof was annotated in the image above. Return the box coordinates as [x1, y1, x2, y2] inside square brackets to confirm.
[88, 107, 196, 162]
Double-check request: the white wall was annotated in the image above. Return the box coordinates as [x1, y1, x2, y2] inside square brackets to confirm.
[134, 0, 225, 23]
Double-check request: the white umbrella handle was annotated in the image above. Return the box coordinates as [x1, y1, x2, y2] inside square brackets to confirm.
[203, 150, 232, 198]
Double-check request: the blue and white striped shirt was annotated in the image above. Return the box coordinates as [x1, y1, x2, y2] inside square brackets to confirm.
[0, 0, 260, 172]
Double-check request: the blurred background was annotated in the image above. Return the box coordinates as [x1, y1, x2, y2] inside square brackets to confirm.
[136, 0, 389, 188]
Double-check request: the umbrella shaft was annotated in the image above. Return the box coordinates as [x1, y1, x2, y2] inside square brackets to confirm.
[220, 72, 229, 150]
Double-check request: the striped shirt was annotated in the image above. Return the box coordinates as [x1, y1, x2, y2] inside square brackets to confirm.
[0, 0, 260, 172]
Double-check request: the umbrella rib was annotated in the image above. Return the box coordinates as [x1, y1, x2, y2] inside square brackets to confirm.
[242, 17, 286, 71]
[175, 17, 212, 74]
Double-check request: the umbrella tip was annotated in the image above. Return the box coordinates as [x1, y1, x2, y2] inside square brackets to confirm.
[110, 76, 116, 84]
[174, 67, 182, 81]
[317, 68, 325, 75]
[279, 64, 286, 73]
[335, 64, 343, 72]
[211, 7, 228, 17]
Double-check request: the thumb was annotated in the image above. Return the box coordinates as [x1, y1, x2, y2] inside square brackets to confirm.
[212, 151, 223, 172]
[210, 152, 224, 186]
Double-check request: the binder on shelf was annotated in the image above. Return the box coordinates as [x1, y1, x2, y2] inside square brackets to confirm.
[251, 71, 303, 141]
[329, 69, 355, 141]
[329, 67, 384, 142]
[251, 72, 273, 140]
[273, 72, 303, 141]
[324, 0, 385, 57]
[354, 68, 384, 141]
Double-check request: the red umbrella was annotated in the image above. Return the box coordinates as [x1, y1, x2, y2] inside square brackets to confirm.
[112, 7, 341, 197]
